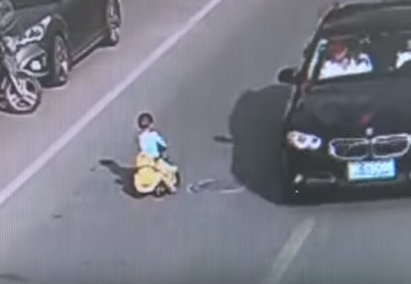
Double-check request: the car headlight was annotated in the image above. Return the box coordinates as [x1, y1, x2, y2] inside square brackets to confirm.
[287, 131, 322, 150]
[19, 15, 51, 45]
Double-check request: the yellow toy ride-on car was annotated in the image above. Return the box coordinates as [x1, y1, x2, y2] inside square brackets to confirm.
[133, 152, 180, 197]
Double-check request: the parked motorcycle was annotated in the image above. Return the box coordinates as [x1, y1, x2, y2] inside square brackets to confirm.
[0, 35, 44, 114]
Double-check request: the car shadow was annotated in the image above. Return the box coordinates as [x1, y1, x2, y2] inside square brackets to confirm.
[225, 84, 290, 204]
[73, 44, 102, 67]
[225, 84, 411, 206]
[310, 186, 411, 206]
[97, 158, 143, 199]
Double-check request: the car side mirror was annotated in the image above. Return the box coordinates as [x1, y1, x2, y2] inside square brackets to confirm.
[277, 67, 298, 84]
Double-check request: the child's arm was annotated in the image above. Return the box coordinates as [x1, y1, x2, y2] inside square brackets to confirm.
[135, 132, 141, 151]
[154, 131, 167, 147]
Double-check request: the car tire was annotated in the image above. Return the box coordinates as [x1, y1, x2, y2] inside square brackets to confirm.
[46, 34, 71, 87]
[101, 0, 121, 47]
[0, 73, 42, 114]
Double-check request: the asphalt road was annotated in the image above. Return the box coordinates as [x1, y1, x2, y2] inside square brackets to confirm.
[2, 0, 411, 283]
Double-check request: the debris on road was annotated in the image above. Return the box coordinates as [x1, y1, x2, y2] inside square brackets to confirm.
[187, 178, 244, 194]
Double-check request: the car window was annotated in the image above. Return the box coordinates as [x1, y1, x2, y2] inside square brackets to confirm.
[306, 30, 411, 83]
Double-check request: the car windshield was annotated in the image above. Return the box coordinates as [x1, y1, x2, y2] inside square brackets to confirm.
[307, 29, 411, 83]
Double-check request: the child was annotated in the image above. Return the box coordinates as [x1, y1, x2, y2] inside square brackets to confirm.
[136, 112, 178, 193]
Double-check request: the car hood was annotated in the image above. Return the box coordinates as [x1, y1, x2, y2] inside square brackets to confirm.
[290, 77, 411, 139]
[7, 3, 57, 35]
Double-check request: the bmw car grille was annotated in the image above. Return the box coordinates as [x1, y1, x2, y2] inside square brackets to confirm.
[329, 138, 369, 160]
[329, 134, 411, 160]
[371, 134, 411, 158]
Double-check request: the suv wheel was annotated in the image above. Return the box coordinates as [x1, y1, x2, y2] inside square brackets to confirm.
[101, 0, 121, 47]
[46, 34, 70, 87]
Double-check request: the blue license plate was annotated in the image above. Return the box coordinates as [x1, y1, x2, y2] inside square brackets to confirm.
[347, 160, 396, 181]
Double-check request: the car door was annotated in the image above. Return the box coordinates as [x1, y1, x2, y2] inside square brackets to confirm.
[87, 0, 106, 36]
[58, 0, 92, 54]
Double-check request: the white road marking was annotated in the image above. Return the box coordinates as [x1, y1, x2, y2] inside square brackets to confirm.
[219, 186, 244, 194]
[0, 0, 225, 207]
[261, 218, 316, 284]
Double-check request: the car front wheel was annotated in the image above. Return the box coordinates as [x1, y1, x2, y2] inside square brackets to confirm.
[0, 73, 42, 114]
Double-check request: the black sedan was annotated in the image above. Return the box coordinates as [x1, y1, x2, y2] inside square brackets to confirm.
[7, 0, 121, 87]
[276, 1, 411, 203]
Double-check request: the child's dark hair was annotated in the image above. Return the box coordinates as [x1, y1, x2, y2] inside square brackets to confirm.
[137, 112, 154, 129]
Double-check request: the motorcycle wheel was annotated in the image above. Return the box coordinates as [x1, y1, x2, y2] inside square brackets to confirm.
[0, 73, 42, 114]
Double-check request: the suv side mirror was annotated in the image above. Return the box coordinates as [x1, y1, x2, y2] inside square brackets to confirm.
[277, 67, 298, 84]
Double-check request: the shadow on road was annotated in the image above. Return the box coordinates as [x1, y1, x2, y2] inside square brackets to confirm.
[312, 187, 411, 206]
[98, 159, 143, 199]
[226, 84, 290, 204]
[0, 273, 28, 283]
[225, 84, 411, 206]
